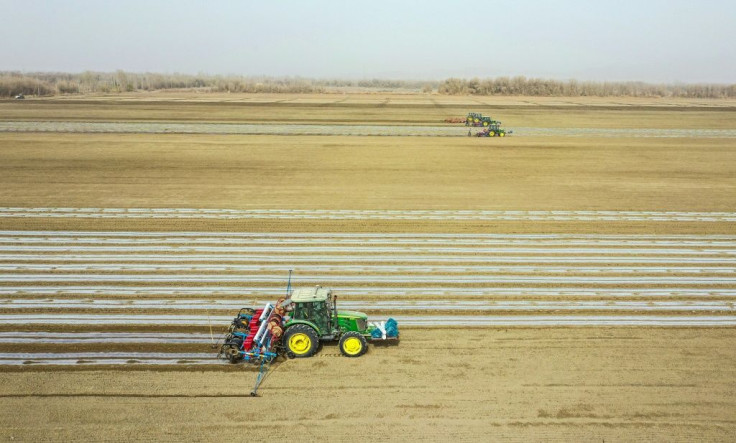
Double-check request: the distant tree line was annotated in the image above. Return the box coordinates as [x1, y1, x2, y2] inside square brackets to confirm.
[0, 71, 329, 96]
[1, 71, 734, 98]
[438, 76, 736, 98]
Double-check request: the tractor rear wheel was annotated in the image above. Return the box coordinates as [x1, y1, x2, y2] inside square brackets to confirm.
[339, 332, 368, 357]
[284, 324, 319, 358]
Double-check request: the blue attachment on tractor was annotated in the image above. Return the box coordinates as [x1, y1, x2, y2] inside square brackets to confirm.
[218, 303, 282, 396]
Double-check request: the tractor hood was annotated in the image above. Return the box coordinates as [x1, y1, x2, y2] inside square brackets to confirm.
[336, 310, 369, 333]
[336, 310, 368, 319]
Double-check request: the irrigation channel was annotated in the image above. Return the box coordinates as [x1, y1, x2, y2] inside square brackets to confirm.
[1, 224, 735, 366]
[2, 121, 736, 138]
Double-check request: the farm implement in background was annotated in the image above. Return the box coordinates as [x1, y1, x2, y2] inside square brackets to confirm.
[217, 272, 399, 396]
[473, 123, 511, 137]
[446, 112, 513, 136]
[465, 112, 500, 127]
[465, 112, 512, 136]
[444, 117, 466, 123]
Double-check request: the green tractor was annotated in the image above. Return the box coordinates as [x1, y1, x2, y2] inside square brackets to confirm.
[475, 122, 511, 137]
[218, 282, 398, 395]
[283, 286, 398, 358]
[466, 112, 483, 126]
[220, 285, 399, 364]
[466, 113, 499, 127]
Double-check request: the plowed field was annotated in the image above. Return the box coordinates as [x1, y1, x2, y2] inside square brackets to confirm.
[0, 94, 735, 441]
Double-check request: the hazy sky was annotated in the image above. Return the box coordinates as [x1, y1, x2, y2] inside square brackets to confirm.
[2, 0, 734, 82]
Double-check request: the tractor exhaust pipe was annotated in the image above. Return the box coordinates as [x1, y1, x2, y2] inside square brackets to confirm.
[332, 293, 338, 331]
[286, 269, 293, 296]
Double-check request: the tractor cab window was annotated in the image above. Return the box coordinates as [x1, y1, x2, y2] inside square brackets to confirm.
[311, 301, 329, 332]
[291, 300, 330, 333]
[312, 301, 326, 319]
[292, 301, 329, 333]
[294, 302, 313, 320]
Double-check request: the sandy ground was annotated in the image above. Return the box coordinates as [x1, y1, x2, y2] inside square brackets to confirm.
[0, 134, 735, 212]
[0, 94, 735, 441]
[1, 328, 735, 441]
[2, 94, 736, 128]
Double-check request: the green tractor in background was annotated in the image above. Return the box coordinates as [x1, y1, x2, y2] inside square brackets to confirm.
[466, 112, 483, 126]
[463, 111, 512, 136]
[283, 286, 398, 358]
[475, 122, 511, 137]
[466, 113, 499, 127]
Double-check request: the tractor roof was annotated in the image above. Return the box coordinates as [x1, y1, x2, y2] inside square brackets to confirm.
[290, 286, 331, 303]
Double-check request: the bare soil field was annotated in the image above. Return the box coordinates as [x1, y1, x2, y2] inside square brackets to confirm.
[1, 329, 735, 441]
[2, 93, 736, 128]
[0, 134, 735, 213]
[0, 94, 735, 440]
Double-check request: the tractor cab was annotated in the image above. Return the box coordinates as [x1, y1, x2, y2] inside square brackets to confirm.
[288, 286, 332, 334]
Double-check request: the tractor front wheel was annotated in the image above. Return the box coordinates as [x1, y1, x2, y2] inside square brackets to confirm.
[284, 324, 319, 358]
[339, 332, 368, 357]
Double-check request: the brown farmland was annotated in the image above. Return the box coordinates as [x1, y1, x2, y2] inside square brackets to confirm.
[0, 94, 735, 441]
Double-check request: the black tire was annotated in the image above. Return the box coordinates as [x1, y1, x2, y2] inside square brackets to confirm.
[283, 324, 319, 358]
[222, 338, 243, 364]
[239, 308, 256, 316]
[339, 331, 368, 358]
[231, 317, 247, 332]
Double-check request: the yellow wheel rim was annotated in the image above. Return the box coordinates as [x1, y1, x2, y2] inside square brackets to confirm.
[483, 121, 488, 126]
[499, 132, 505, 137]
[474, 118, 479, 123]
[342, 337, 363, 356]
[288, 333, 312, 355]
[489, 131, 495, 136]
